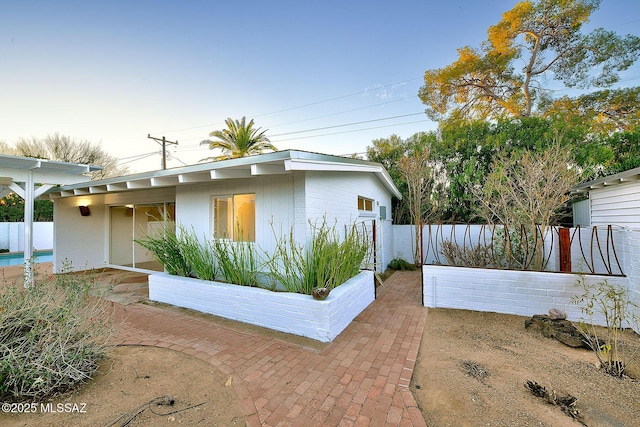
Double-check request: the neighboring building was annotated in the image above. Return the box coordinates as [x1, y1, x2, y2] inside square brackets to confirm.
[573, 166, 640, 229]
[45, 150, 401, 274]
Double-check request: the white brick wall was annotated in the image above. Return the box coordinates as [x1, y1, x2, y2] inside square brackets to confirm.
[423, 265, 629, 325]
[149, 270, 375, 342]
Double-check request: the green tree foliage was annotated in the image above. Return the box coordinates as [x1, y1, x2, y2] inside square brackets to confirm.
[202, 117, 278, 161]
[418, 0, 640, 122]
[0, 194, 53, 222]
[433, 117, 584, 222]
[543, 87, 640, 134]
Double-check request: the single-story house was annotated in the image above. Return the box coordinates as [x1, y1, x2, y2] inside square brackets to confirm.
[45, 150, 401, 274]
[573, 166, 640, 229]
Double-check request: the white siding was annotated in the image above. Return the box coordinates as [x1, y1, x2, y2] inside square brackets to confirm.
[53, 188, 175, 273]
[304, 171, 393, 271]
[175, 175, 296, 255]
[589, 181, 640, 229]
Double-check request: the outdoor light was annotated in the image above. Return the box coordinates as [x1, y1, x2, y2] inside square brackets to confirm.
[79, 205, 90, 216]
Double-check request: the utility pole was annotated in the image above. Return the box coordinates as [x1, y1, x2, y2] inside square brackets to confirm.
[147, 134, 178, 170]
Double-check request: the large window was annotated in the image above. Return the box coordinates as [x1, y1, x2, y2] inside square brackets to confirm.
[213, 194, 255, 241]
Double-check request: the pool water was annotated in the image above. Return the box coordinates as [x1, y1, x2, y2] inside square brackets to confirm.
[0, 251, 53, 267]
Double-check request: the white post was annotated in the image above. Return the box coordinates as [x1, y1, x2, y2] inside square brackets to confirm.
[24, 170, 35, 287]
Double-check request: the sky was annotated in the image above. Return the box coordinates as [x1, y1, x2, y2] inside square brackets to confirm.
[2, 0, 639, 173]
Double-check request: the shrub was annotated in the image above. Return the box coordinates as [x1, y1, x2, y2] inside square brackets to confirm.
[134, 223, 190, 277]
[265, 219, 370, 295]
[0, 268, 114, 401]
[439, 240, 494, 268]
[387, 258, 416, 271]
[212, 239, 259, 287]
[572, 276, 640, 377]
[178, 226, 217, 281]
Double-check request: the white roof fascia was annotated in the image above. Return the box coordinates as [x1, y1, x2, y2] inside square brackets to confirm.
[44, 150, 402, 200]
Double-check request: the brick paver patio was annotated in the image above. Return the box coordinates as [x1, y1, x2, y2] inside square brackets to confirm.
[112, 271, 428, 426]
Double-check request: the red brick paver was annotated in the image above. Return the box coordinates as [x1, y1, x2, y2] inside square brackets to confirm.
[112, 271, 427, 426]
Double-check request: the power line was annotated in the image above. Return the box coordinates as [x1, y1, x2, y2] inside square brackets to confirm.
[152, 76, 423, 135]
[270, 119, 430, 143]
[269, 112, 426, 137]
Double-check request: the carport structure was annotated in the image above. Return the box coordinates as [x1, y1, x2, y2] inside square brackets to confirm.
[0, 154, 100, 286]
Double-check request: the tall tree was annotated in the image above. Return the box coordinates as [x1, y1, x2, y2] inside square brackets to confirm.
[418, 0, 640, 122]
[202, 117, 277, 161]
[398, 148, 434, 265]
[11, 134, 128, 179]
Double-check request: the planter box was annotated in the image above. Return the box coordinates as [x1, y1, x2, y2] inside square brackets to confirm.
[423, 265, 629, 326]
[149, 270, 375, 342]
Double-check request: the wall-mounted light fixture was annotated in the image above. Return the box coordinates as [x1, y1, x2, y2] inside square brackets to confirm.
[79, 206, 91, 216]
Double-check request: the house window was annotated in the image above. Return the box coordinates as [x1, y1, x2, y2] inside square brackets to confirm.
[358, 196, 374, 212]
[213, 194, 256, 241]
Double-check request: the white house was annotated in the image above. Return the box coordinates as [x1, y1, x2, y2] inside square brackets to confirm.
[45, 150, 401, 274]
[573, 166, 640, 230]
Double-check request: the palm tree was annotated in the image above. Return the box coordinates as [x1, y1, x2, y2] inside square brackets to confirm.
[202, 117, 278, 161]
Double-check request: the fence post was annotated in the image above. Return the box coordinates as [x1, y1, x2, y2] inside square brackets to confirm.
[559, 227, 571, 272]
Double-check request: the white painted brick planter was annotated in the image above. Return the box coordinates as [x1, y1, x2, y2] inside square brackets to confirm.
[423, 265, 629, 326]
[149, 270, 375, 342]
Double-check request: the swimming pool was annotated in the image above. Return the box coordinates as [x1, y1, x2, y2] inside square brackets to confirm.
[0, 251, 53, 267]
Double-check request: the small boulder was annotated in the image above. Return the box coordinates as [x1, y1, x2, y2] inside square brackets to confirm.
[548, 308, 567, 320]
[525, 314, 589, 348]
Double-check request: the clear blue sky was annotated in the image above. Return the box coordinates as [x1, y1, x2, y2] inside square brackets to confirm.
[2, 1, 639, 172]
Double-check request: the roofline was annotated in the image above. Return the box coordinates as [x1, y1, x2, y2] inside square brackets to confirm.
[573, 166, 640, 193]
[45, 149, 403, 200]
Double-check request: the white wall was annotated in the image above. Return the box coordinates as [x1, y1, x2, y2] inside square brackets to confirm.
[53, 188, 175, 273]
[0, 222, 53, 252]
[304, 171, 393, 271]
[422, 266, 629, 326]
[149, 270, 375, 342]
[175, 174, 296, 255]
[422, 228, 640, 330]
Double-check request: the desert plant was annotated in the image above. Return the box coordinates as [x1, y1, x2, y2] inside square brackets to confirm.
[134, 222, 190, 277]
[212, 238, 259, 287]
[439, 240, 494, 268]
[178, 226, 217, 281]
[265, 219, 370, 295]
[0, 267, 114, 401]
[387, 258, 417, 271]
[572, 276, 640, 377]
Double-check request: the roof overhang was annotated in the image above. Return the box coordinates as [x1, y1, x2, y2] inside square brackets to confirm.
[0, 154, 101, 186]
[44, 150, 403, 200]
[572, 166, 640, 193]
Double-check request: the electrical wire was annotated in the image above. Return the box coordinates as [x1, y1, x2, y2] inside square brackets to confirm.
[151, 77, 423, 135]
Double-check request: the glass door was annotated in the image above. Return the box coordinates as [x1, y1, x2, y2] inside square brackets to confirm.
[109, 202, 175, 271]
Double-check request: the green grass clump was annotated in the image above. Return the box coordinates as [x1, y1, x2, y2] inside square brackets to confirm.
[212, 239, 259, 287]
[135, 223, 190, 277]
[0, 269, 114, 401]
[266, 219, 370, 295]
[178, 226, 217, 281]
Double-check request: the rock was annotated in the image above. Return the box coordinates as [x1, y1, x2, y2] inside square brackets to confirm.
[548, 308, 567, 320]
[525, 314, 589, 348]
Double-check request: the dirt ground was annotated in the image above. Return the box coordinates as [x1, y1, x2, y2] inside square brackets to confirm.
[2, 265, 639, 426]
[0, 264, 245, 427]
[412, 308, 640, 427]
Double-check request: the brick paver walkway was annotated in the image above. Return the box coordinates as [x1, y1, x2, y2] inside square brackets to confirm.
[112, 271, 428, 426]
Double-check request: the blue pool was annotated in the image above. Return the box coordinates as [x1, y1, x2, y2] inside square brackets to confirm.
[0, 251, 53, 267]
